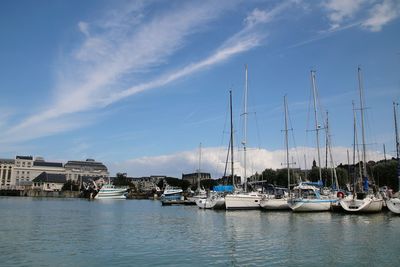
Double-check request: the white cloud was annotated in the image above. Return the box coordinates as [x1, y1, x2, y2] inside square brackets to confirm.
[107, 145, 385, 180]
[78, 21, 90, 36]
[362, 0, 400, 31]
[324, 0, 365, 25]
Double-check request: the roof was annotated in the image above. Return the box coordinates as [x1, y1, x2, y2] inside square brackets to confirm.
[64, 160, 108, 171]
[33, 161, 63, 168]
[16, 156, 33, 160]
[32, 172, 67, 184]
[0, 159, 15, 164]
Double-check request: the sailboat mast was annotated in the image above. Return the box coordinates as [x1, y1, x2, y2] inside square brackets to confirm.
[358, 67, 367, 178]
[284, 95, 290, 192]
[197, 143, 202, 190]
[243, 64, 248, 192]
[230, 90, 235, 186]
[311, 70, 322, 182]
[393, 101, 400, 191]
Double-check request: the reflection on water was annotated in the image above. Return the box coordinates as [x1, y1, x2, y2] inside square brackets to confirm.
[0, 197, 399, 266]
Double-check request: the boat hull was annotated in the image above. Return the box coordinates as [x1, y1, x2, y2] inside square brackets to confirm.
[196, 196, 225, 209]
[95, 190, 127, 199]
[225, 194, 262, 210]
[288, 199, 331, 212]
[386, 198, 400, 214]
[340, 197, 383, 213]
[260, 197, 290, 210]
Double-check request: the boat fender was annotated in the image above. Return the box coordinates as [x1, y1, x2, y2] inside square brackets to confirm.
[337, 191, 345, 199]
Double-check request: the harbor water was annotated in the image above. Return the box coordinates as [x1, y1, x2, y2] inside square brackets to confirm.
[1, 197, 399, 266]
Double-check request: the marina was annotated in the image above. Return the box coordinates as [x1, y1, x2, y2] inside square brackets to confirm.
[0, 196, 399, 267]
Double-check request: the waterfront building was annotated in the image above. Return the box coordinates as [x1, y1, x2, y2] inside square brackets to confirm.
[0, 155, 109, 188]
[182, 172, 211, 185]
[32, 172, 67, 191]
[0, 158, 14, 187]
[12, 156, 65, 187]
[64, 159, 109, 182]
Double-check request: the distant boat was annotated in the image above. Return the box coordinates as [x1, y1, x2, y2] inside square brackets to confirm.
[386, 101, 400, 214]
[95, 184, 128, 199]
[340, 68, 383, 213]
[161, 184, 183, 201]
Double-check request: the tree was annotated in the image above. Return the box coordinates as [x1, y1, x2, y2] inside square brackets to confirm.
[62, 180, 80, 191]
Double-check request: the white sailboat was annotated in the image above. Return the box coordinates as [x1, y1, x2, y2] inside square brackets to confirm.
[196, 91, 235, 209]
[288, 70, 335, 212]
[340, 67, 383, 213]
[225, 65, 263, 210]
[187, 143, 207, 203]
[260, 95, 290, 210]
[386, 101, 400, 214]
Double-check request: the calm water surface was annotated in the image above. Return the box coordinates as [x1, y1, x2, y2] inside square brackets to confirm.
[0, 197, 399, 266]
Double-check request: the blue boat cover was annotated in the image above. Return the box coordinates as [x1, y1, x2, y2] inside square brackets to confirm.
[213, 185, 234, 192]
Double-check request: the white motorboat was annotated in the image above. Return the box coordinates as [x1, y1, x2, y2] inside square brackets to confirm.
[95, 184, 127, 199]
[161, 184, 183, 200]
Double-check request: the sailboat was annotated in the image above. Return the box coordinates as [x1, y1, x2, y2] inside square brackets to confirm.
[260, 95, 290, 210]
[225, 65, 263, 210]
[187, 143, 207, 203]
[386, 101, 400, 214]
[288, 70, 336, 212]
[340, 67, 383, 213]
[196, 91, 235, 209]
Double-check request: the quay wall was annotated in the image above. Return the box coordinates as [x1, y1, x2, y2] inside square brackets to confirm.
[0, 189, 80, 198]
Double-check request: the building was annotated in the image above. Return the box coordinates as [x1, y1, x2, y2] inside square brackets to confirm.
[0, 155, 109, 188]
[12, 156, 65, 187]
[0, 158, 14, 187]
[64, 159, 109, 182]
[32, 172, 67, 191]
[182, 172, 211, 185]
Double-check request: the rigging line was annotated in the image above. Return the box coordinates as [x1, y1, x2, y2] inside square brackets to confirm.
[287, 101, 301, 170]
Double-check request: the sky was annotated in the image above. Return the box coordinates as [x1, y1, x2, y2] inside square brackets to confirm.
[0, 0, 399, 180]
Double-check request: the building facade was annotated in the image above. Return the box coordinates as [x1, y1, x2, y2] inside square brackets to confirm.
[182, 172, 211, 185]
[0, 158, 14, 187]
[64, 159, 109, 182]
[0, 156, 109, 189]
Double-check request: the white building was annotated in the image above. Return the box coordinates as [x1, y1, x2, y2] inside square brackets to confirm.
[64, 159, 109, 182]
[0, 156, 109, 188]
[0, 158, 14, 187]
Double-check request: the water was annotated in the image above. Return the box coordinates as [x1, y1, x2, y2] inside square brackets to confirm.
[0, 197, 399, 266]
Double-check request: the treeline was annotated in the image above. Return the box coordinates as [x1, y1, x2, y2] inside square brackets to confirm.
[249, 158, 399, 190]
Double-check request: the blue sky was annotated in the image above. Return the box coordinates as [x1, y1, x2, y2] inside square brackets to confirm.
[0, 0, 399, 178]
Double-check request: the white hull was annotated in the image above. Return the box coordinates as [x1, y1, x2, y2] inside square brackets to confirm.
[196, 196, 225, 209]
[386, 198, 400, 214]
[225, 193, 262, 210]
[288, 199, 331, 212]
[260, 197, 290, 210]
[95, 184, 127, 199]
[340, 197, 383, 213]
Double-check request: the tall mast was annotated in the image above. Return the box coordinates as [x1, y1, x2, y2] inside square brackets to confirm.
[284, 95, 290, 192]
[242, 64, 248, 192]
[230, 90, 235, 186]
[352, 100, 362, 192]
[311, 70, 322, 182]
[393, 101, 400, 191]
[358, 67, 367, 178]
[197, 142, 202, 191]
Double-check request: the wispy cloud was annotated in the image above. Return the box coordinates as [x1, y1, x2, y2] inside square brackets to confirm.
[1, 1, 293, 144]
[361, 0, 400, 31]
